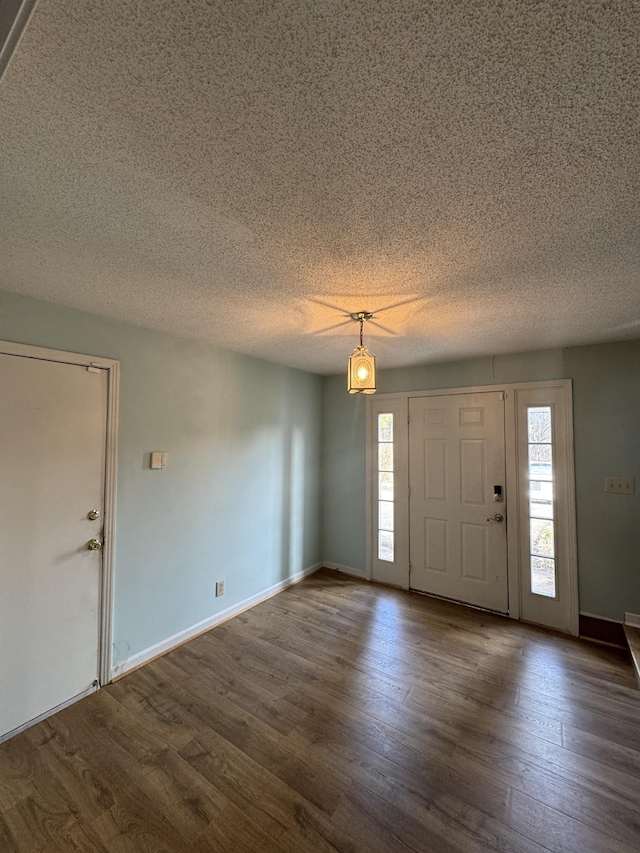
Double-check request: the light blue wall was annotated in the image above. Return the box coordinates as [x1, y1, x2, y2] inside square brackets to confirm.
[564, 341, 640, 621]
[323, 342, 640, 622]
[0, 290, 323, 664]
[322, 381, 367, 573]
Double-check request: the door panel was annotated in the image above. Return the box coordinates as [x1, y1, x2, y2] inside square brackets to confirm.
[0, 354, 107, 740]
[409, 392, 508, 612]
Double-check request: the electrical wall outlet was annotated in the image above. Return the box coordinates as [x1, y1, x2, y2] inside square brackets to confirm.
[215, 580, 225, 597]
[605, 477, 635, 495]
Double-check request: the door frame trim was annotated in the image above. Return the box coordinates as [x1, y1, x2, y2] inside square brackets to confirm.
[367, 379, 578, 634]
[0, 340, 120, 683]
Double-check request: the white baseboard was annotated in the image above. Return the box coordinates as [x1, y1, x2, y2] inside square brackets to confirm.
[579, 611, 623, 623]
[625, 612, 640, 629]
[110, 562, 322, 680]
[323, 561, 368, 580]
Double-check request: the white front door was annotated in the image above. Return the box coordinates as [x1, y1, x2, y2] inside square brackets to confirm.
[409, 392, 508, 612]
[0, 353, 107, 741]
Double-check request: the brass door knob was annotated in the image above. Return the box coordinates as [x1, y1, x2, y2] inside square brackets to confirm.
[486, 514, 504, 523]
[87, 538, 102, 551]
[87, 509, 100, 520]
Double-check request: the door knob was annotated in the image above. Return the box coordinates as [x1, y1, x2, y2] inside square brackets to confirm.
[87, 509, 100, 520]
[486, 514, 504, 523]
[86, 538, 102, 551]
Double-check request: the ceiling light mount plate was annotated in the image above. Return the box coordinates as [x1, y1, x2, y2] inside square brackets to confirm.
[350, 311, 373, 322]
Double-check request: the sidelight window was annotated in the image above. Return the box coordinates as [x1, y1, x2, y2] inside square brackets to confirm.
[377, 413, 394, 561]
[527, 406, 556, 597]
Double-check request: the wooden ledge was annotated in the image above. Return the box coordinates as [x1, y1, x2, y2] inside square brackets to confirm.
[624, 625, 640, 686]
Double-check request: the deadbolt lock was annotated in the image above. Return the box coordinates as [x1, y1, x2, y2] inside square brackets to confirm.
[87, 509, 100, 520]
[87, 538, 102, 551]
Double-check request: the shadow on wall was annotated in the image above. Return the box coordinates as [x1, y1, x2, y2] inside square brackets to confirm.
[216, 364, 321, 590]
[279, 422, 307, 582]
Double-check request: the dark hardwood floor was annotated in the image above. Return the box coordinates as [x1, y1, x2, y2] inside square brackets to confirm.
[1, 569, 639, 852]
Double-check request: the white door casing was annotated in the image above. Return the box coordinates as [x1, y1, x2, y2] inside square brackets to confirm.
[408, 392, 509, 612]
[0, 343, 118, 742]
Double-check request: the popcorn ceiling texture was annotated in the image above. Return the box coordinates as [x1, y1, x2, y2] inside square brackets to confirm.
[0, 0, 639, 374]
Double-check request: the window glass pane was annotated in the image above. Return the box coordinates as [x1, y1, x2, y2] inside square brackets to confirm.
[528, 407, 552, 443]
[379, 500, 394, 532]
[379, 530, 394, 562]
[530, 518, 554, 558]
[527, 406, 556, 598]
[531, 556, 556, 597]
[379, 471, 394, 501]
[378, 442, 393, 472]
[528, 444, 552, 481]
[378, 413, 393, 442]
[529, 444, 552, 464]
[376, 412, 395, 564]
[529, 480, 553, 519]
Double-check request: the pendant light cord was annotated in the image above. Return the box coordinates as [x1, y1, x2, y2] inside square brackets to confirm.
[360, 318, 364, 347]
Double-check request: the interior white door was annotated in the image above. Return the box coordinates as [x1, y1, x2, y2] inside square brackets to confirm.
[0, 353, 107, 741]
[409, 392, 508, 612]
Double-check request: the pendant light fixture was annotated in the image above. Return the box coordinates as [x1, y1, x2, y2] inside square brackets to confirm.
[348, 312, 376, 394]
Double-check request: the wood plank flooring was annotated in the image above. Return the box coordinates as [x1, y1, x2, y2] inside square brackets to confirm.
[1, 568, 639, 852]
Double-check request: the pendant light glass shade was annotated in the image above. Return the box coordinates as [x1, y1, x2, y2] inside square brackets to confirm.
[348, 345, 376, 394]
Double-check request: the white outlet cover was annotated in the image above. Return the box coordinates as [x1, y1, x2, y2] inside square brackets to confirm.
[605, 477, 635, 494]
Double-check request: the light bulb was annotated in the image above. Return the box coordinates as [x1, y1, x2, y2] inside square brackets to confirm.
[356, 363, 371, 383]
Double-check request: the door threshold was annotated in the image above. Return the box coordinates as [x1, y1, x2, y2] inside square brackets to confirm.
[409, 587, 509, 618]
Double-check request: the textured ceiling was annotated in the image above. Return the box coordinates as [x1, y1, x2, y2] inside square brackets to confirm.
[1, 0, 639, 375]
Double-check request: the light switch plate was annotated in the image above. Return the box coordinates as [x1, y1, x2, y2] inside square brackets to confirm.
[150, 451, 167, 469]
[605, 477, 635, 495]
[216, 581, 225, 597]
